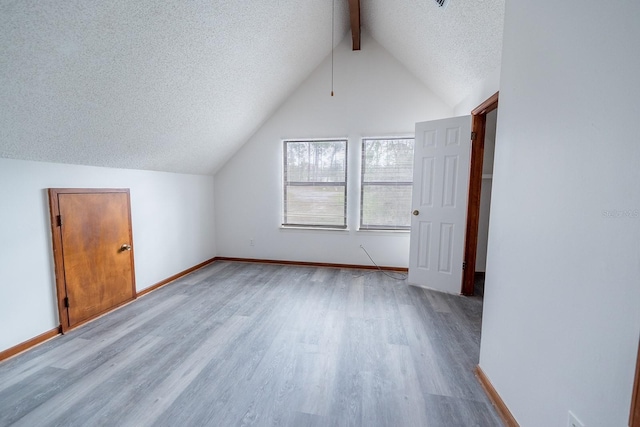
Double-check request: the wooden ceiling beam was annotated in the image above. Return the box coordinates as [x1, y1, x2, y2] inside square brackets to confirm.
[348, 0, 361, 50]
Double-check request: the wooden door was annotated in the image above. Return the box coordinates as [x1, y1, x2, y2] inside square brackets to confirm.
[408, 116, 471, 294]
[49, 189, 136, 331]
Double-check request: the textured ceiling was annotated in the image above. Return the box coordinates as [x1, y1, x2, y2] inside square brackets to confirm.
[0, 0, 503, 175]
[362, 0, 505, 107]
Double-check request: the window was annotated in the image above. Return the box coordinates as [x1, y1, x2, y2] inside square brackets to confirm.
[360, 138, 415, 230]
[283, 139, 348, 228]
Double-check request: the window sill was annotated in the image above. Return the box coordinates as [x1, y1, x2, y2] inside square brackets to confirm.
[357, 228, 410, 234]
[280, 226, 349, 232]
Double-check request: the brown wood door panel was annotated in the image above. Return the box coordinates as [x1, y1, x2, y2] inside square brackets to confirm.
[49, 189, 136, 331]
[632, 339, 640, 427]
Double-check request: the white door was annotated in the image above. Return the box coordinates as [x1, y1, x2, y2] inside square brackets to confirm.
[408, 116, 471, 294]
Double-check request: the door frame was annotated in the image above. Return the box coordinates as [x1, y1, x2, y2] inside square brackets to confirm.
[461, 92, 499, 295]
[631, 338, 640, 427]
[48, 188, 136, 332]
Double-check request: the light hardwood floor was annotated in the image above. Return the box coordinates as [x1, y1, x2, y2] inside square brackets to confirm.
[0, 261, 502, 426]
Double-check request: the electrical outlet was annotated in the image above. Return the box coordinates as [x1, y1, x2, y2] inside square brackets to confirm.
[567, 411, 585, 427]
[250, 239, 254, 246]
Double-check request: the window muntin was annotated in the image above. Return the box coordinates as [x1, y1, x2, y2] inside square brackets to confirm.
[360, 138, 414, 230]
[283, 139, 348, 228]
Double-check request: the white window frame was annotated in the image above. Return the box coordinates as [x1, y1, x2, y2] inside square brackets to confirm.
[359, 136, 415, 231]
[282, 138, 348, 229]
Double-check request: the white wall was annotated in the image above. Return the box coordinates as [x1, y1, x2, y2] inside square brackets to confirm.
[453, 66, 501, 116]
[0, 158, 216, 353]
[479, 1, 640, 426]
[214, 33, 452, 267]
[475, 109, 497, 273]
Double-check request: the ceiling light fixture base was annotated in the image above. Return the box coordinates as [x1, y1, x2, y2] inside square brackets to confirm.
[435, 0, 450, 10]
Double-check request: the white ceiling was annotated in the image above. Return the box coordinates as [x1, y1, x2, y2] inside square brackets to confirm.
[363, 0, 504, 107]
[0, 0, 503, 175]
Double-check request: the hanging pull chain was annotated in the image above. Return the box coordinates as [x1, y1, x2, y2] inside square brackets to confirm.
[331, 0, 335, 96]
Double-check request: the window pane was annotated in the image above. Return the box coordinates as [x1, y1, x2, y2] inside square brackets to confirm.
[360, 138, 414, 230]
[363, 139, 414, 182]
[283, 139, 348, 228]
[361, 185, 413, 228]
[286, 185, 345, 226]
[286, 141, 346, 183]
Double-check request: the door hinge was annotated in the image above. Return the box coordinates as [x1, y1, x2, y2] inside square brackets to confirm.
[462, 261, 468, 270]
[63, 297, 69, 308]
[56, 215, 63, 227]
[471, 132, 477, 141]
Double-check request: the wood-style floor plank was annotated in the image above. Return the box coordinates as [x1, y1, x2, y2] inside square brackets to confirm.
[0, 262, 502, 426]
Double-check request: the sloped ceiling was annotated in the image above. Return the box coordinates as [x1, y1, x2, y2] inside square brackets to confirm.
[363, 0, 505, 107]
[0, 0, 503, 175]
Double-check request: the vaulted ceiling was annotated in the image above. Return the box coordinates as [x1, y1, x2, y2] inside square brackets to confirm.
[0, 0, 504, 175]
